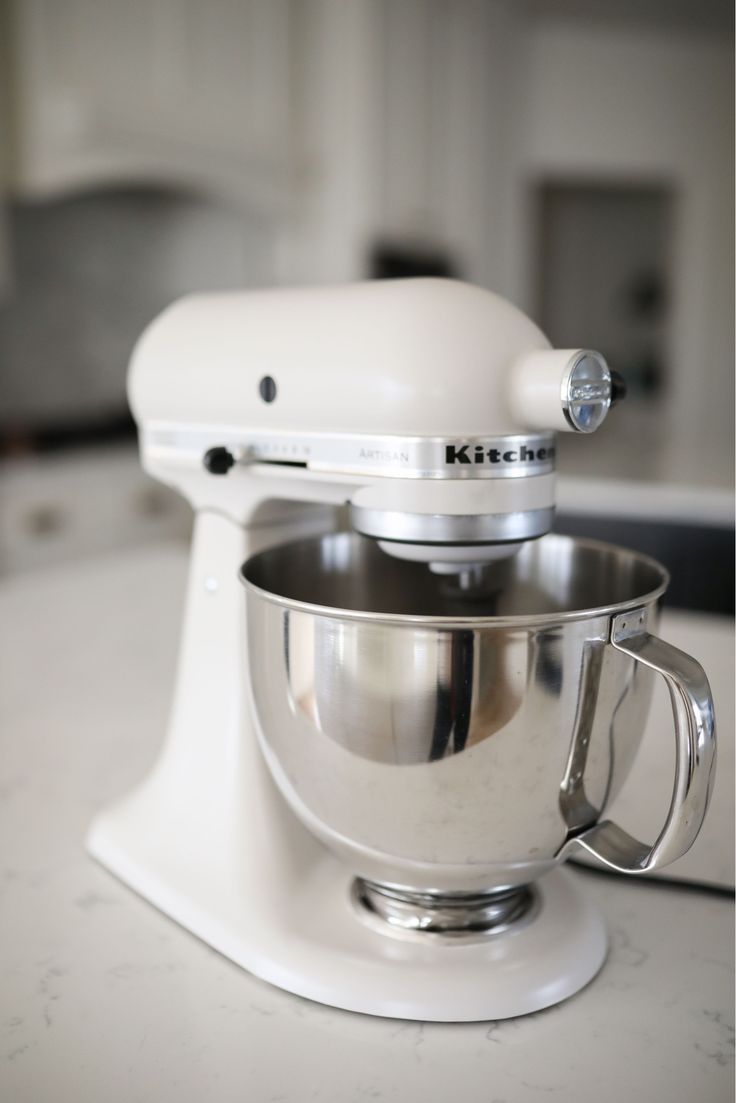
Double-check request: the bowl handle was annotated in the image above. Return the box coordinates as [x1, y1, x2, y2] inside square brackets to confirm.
[557, 608, 716, 874]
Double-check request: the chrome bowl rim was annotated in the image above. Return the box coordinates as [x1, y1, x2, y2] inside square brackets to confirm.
[240, 532, 669, 629]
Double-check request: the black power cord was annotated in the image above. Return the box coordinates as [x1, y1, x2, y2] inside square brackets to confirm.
[569, 857, 735, 899]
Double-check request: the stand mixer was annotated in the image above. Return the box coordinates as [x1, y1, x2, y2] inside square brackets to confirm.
[87, 279, 715, 1021]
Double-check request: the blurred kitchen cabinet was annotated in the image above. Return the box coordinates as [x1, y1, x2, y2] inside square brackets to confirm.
[8, 0, 297, 209]
[0, 445, 192, 574]
[4, 0, 517, 287]
[373, 0, 522, 291]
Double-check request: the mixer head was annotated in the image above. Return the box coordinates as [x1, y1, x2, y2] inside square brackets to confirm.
[128, 278, 621, 570]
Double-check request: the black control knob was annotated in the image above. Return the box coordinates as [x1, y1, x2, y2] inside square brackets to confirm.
[610, 370, 627, 407]
[203, 446, 236, 475]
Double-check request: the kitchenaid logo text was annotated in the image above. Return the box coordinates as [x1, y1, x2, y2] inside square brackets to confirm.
[445, 443, 555, 465]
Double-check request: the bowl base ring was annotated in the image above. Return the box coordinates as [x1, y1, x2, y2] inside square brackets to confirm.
[353, 878, 541, 943]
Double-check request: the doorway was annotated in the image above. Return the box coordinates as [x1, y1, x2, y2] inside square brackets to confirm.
[535, 181, 673, 480]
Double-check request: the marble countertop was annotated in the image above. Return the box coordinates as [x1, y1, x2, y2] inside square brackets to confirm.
[1, 542, 733, 1103]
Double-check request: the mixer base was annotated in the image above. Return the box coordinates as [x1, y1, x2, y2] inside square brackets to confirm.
[89, 788, 606, 1022]
[278, 861, 607, 1021]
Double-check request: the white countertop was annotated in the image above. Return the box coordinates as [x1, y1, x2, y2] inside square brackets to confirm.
[1, 543, 733, 1103]
[556, 476, 734, 527]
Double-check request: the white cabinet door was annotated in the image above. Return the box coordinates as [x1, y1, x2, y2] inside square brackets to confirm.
[10, 0, 296, 208]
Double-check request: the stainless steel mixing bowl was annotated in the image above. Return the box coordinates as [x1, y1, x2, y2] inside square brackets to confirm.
[241, 533, 715, 895]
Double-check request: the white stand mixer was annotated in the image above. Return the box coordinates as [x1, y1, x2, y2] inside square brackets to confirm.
[87, 279, 711, 1021]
